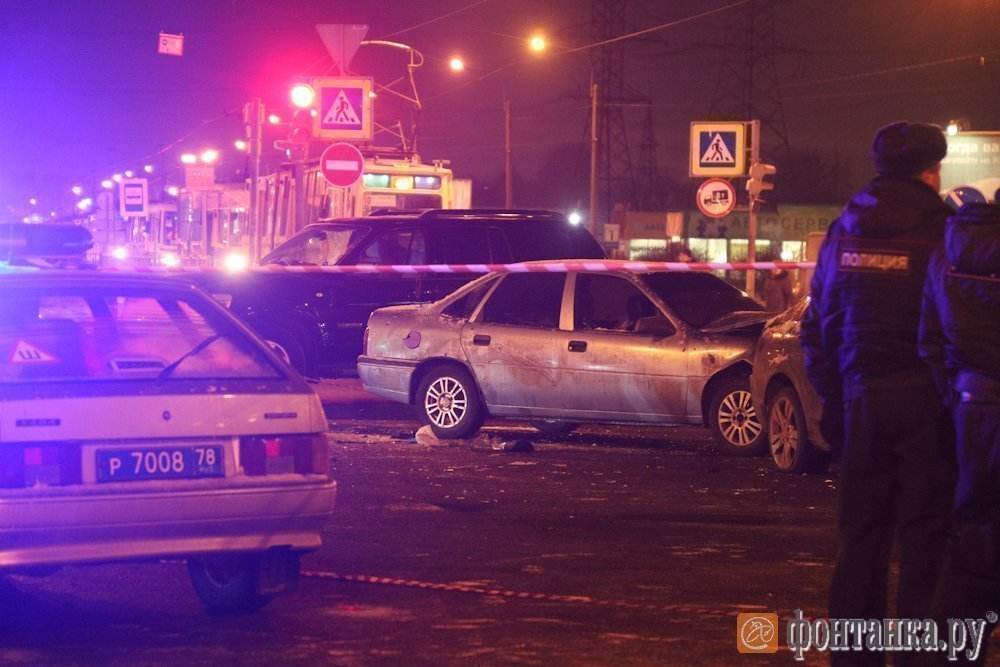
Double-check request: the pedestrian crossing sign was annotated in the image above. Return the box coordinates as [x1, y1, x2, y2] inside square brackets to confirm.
[690, 122, 747, 176]
[314, 77, 373, 141]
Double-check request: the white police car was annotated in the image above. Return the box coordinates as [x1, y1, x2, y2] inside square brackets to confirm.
[0, 266, 335, 613]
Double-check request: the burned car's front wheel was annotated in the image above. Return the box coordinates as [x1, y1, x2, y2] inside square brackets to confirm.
[416, 365, 485, 439]
[709, 377, 765, 455]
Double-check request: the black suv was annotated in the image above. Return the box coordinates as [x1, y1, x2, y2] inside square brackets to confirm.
[195, 209, 605, 376]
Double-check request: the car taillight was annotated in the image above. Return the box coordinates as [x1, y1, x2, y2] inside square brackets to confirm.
[239, 434, 329, 476]
[0, 443, 82, 488]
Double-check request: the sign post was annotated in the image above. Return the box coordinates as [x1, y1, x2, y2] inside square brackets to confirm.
[745, 120, 761, 298]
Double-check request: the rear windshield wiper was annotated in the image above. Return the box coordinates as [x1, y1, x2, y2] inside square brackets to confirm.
[157, 334, 222, 382]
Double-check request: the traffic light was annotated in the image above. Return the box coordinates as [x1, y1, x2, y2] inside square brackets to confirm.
[746, 161, 777, 199]
[290, 108, 313, 144]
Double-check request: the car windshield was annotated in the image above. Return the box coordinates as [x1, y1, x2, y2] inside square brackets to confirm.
[639, 272, 765, 329]
[0, 283, 283, 383]
[260, 225, 369, 266]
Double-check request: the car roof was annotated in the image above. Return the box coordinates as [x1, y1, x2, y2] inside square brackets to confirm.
[0, 267, 207, 293]
[309, 209, 572, 228]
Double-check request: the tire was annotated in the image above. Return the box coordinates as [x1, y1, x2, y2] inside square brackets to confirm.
[767, 386, 830, 474]
[416, 365, 485, 439]
[708, 377, 765, 455]
[529, 420, 580, 437]
[188, 554, 272, 614]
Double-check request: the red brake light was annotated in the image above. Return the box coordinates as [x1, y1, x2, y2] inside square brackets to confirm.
[239, 434, 328, 476]
[0, 443, 82, 488]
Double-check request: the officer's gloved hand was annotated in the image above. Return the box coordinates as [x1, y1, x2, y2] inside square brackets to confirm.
[818, 400, 845, 457]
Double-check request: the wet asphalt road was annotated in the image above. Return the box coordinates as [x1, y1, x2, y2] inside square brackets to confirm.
[1, 380, 986, 665]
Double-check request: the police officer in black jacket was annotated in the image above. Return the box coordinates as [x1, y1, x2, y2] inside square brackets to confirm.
[919, 198, 1000, 664]
[800, 121, 956, 659]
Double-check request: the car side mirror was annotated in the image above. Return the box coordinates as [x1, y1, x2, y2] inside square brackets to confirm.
[634, 314, 675, 337]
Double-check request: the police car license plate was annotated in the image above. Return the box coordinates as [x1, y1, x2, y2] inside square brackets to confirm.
[97, 446, 224, 482]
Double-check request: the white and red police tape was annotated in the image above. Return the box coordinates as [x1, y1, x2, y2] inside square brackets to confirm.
[300, 569, 767, 619]
[98, 260, 815, 274]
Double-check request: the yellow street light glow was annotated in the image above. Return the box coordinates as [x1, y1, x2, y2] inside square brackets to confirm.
[113, 173, 123, 183]
[180, 153, 197, 164]
[101, 179, 114, 189]
[144, 164, 154, 173]
[268, 113, 282, 124]
[166, 186, 180, 197]
[234, 139, 248, 151]
[529, 34, 547, 54]
[449, 57, 465, 72]
[71, 185, 83, 196]
[28, 198, 37, 206]
[200, 149, 219, 164]
[290, 83, 316, 109]
[124, 170, 134, 178]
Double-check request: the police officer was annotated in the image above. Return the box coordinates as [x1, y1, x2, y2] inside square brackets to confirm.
[919, 197, 1000, 665]
[800, 121, 956, 660]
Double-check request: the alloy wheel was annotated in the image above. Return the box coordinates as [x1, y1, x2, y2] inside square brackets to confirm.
[424, 376, 469, 429]
[716, 389, 762, 448]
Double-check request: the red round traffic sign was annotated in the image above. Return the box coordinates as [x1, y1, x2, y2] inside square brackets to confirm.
[319, 142, 365, 188]
[696, 178, 736, 218]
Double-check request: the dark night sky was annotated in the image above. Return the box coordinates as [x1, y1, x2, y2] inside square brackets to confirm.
[2, 0, 999, 216]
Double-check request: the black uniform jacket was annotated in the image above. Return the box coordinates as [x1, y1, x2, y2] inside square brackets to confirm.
[920, 202, 1000, 400]
[801, 175, 950, 402]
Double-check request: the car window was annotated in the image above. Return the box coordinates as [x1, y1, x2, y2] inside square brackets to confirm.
[478, 273, 564, 328]
[504, 226, 603, 261]
[640, 272, 765, 328]
[357, 229, 426, 265]
[261, 225, 368, 266]
[574, 274, 663, 333]
[0, 286, 282, 383]
[441, 275, 499, 320]
[436, 226, 490, 264]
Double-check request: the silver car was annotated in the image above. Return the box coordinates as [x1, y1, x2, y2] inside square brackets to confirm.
[359, 263, 771, 452]
[0, 269, 336, 613]
[750, 296, 831, 473]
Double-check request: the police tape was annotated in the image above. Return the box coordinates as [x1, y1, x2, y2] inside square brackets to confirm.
[98, 260, 816, 274]
[300, 569, 765, 619]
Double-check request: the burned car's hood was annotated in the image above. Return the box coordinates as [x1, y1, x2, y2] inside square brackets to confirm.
[697, 310, 773, 334]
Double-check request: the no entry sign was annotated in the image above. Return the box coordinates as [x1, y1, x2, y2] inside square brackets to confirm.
[320, 143, 365, 188]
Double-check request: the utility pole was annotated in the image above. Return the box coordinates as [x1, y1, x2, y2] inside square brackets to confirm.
[589, 80, 598, 238]
[244, 98, 263, 264]
[504, 96, 512, 208]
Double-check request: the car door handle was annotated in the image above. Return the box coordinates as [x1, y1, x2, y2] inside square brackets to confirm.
[568, 340, 587, 353]
[472, 334, 492, 346]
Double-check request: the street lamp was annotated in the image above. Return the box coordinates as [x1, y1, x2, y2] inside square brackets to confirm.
[449, 56, 465, 72]
[71, 185, 83, 196]
[200, 149, 219, 164]
[101, 179, 114, 189]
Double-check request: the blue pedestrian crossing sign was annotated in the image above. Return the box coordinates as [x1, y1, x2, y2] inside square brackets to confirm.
[690, 122, 747, 177]
[314, 77, 373, 141]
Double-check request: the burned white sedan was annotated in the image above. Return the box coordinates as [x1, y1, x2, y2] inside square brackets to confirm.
[359, 263, 771, 452]
[0, 269, 335, 613]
